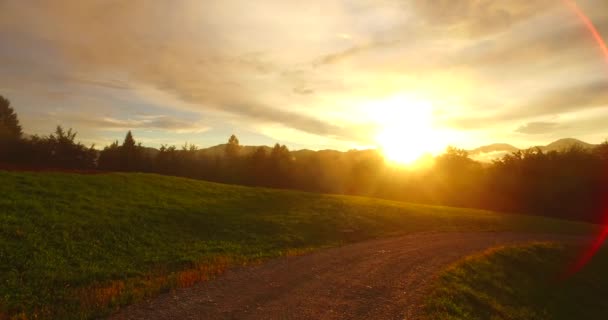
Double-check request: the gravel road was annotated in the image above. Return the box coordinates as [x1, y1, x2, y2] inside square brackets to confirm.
[111, 232, 584, 320]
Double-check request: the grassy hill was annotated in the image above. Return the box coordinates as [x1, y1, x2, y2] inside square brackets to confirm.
[424, 243, 608, 319]
[0, 171, 594, 319]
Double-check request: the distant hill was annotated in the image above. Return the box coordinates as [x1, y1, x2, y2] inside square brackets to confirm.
[469, 138, 598, 162]
[129, 143, 377, 161]
[134, 138, 599, 162]
[194, 144, 378, 161]
[196, 144, 272, 158]
[539, 138, 595, 152]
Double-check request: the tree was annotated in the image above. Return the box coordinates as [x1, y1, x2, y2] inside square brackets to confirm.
[155, 144, 178, 175]
[98, 141, 121, 170]
[178, 143, 199, 176]
[0, 95, 24, 161]
[122, 131, 136, 150]
[120, 131, 142, 171]
[0, 95, 22, 140]
[594, 140, 608, 162]
[247, 147, 269, 185]
[50, 126, 77, 145]
[46, 126, 96, 168]
[17, 126, 96, 169]
[226, 134, 240, 159]
[431, 146, 483, 207]
[269, 143, 294, 187]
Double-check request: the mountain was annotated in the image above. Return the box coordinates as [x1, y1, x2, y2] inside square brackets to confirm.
[539, 138, 595, 152]
[470, 138, 598, 162]
[116, 138, 600, 163]
[127, 143, 375, 160]
[196, 144, 272, 158]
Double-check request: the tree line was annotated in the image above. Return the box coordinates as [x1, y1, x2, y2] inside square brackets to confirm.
[2, 94, 608, 223]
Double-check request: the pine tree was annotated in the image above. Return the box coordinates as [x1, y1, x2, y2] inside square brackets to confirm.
[120, 130, 139, 171]
[226, 134, 240, 158]
[122, 130, 136, 149]
[0, 95, 23, 140]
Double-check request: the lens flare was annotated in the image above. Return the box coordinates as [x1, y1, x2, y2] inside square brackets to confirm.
[566, 224, 608, 277]
[562, 0, 608, 276]
[563, 0, 608, 65]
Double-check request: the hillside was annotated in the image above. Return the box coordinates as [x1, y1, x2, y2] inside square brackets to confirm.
[425, 243, 608, 319]
[0, 171, 593, 319]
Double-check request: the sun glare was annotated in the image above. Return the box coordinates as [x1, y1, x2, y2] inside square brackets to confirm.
[368, 95, 445, 165]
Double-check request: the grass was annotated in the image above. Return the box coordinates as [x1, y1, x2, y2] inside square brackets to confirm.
[0, 171, 594, 319]
[424, 243, 608, 320]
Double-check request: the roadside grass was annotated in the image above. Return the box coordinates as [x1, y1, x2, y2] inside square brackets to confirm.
[424, 243, 608, 320]
[0, 171, 594, 319]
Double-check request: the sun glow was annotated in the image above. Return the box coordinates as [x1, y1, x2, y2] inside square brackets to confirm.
[368, 95, 446, 165]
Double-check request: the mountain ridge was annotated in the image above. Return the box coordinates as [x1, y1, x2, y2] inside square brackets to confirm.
[468, 138, 596, 155]
[142, 138, 600, 162]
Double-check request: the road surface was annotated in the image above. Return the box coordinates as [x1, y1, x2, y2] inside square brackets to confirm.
[111, 232, 583, 320]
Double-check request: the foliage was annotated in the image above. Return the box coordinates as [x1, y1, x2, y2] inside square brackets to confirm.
[0, 95, 23, 162]
[0, 95, 22, 141]
[424, 243, 608, 320]
[1, 125, 96, 169]
[0, 171, 592, 319]
[485, 146, 607, 221]
[225, 134, 240, 159]
[98, 131, 149, 172]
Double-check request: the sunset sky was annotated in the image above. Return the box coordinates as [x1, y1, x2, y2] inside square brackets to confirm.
[1, 0, 608, 156]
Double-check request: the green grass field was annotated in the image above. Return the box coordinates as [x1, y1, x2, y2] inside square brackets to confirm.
[0, 171, 594, 319]
[424, 243, 608, 320]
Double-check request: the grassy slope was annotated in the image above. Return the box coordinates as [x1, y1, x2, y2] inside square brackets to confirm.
[0, 171, 593, 319]
[424, 243, 608, 320]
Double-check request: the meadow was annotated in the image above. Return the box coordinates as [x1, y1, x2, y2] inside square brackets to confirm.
[424, 243, 608, 319]
[0, 170, 594, 319]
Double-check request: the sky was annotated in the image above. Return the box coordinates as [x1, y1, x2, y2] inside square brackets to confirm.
[1, 0, 608, 154]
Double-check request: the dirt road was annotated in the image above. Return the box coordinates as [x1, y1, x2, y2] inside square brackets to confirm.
[111, 232, 584, 320]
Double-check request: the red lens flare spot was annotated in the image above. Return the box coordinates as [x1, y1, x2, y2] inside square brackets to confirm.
[566, 224, 608, 277]
[561, 0, 608, 276]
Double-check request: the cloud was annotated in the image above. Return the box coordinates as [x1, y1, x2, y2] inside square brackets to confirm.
[312, 41, 397, 66]
[66, 114, 210, 133]
[445, 9, 608, 73]
[445, 78, 608, 130]
[292, 87, 315, 95]
[70, 78, 131, 90]
[315, 45, 370, 66]
[518, 80, 608, 116]
[3, 0, 608, 149]
[410, 0, 556, 37]
[0, 0, 361, 140]
[515, 121, 560, 134]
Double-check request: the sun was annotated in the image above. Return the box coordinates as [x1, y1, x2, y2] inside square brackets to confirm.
[369, 95, 444, 165]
